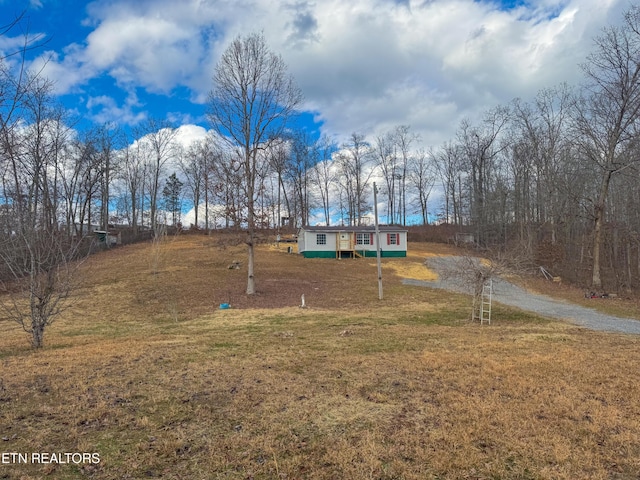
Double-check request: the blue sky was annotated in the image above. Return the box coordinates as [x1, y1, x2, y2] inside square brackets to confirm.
[0, 0, 630, 147]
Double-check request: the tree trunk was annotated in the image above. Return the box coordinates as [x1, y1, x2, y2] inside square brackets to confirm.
[246, 232, 256, 295]
[626, 237, 632, 292]
[592, 211, 603, 290]
[592, 169, 613, 290]
[246, 150, 257, 295]
[31, 320, 45, 349]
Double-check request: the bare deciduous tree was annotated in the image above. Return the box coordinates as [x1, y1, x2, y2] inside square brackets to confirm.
[574, 5, 640, 289]
[392, 125, 417, 226]
[95, 124, 121, 231]
[336, 132, 373, 226]
[135, 119, 177, 237]
[407, 149, 435, 225]
[268, 138, 293, 228]
[0, 229, 84, 348]
[457, 107, 510, 247]
[0, 30, 86, 348]
[433, 141, 466, 225]
[312, 135, 337, 226]
[178, 137, 221, 230]
[208, 32, 302, 295]
[284, 131, 316, 227]
[120, 137, 147, 235]
[436, 249, 534, 322]
[375, 131, 398, 224]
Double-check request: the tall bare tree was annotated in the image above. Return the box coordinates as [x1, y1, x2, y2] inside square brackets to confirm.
[136, 119, 177, 236]
[120, 136, 147, 235]
[336, 132, 373, 226]
[95, 124, 120, 230]
[211, 149, 244, 229]
[375, 131, 398, 224]
[392, 125, 417, 225]
[434, 141, 466, 225]
[407, 149, 435, 225]
[0, 26, 85, 348]
[508, 86, 574, 251]
[574, 5, 640, 289]
[268, 138, 293, 228]
[285, 131, 316, 227]
[208, 32, 302, 294]
[312, 135, 337, 226]
[179, 139, 210, 229]
[59, 132, 102, 237]
[457, 107, 510, 246]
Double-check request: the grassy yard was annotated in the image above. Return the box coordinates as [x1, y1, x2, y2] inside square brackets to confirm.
[1, 234, 639, 479]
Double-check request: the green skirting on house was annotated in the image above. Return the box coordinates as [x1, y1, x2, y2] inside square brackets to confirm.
[301, 250, 406, 258]
[365, 250, 406, 258]
[301, 251, 337, 258]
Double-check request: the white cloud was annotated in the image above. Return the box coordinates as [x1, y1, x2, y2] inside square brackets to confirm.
[25, 0, 632, 146]
[275, 0, 620, 143]
[174, 124, 208, 148]
[85, 91, 147, 125]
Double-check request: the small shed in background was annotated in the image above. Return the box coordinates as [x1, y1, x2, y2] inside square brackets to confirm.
[94, 230, 121, 246]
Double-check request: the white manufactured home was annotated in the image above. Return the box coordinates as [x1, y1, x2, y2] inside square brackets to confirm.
[297, 225, 408, 259]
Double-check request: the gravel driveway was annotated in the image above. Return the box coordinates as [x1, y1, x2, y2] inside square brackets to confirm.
[402, 256, 640, 335]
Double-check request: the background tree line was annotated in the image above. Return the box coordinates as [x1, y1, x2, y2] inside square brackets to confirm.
[431, 6, 640, 293]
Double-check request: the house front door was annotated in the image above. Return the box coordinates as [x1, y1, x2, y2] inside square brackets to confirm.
[339, 232, 350, 250]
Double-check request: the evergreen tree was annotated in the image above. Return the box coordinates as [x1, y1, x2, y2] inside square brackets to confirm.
[162, 173, 184, 226]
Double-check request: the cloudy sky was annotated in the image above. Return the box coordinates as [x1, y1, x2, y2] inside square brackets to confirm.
[0, 0, 630, 147]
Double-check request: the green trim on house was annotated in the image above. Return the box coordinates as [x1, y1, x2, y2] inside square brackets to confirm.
[302, 250, 406, 259]
[364, 250, 406, 258]
[302, 251, 338, 258]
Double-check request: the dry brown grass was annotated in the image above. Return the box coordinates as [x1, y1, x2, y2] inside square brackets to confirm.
[1, 234, 640, 479]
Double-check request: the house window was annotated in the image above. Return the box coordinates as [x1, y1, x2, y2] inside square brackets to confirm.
[316, 233, 326, 245]
[356, 233, 371, 245]
[387, 233, 399, 245]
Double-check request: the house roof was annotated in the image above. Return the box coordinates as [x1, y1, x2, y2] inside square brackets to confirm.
[299, 225, 408, 233]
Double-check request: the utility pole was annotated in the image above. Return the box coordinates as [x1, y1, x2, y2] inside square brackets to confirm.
[374, 182, 383, 300]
